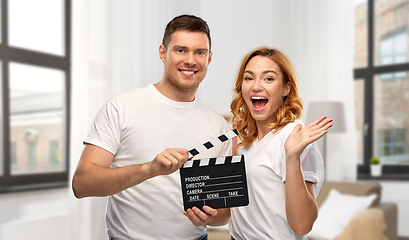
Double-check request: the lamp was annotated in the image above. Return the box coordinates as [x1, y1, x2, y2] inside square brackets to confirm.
[305, 101, 347, 170]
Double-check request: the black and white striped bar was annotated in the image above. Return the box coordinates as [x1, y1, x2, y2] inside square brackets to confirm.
[183, 155, 243, 168]
[188, 129, 238, 159]
[180, 154, 249, 211]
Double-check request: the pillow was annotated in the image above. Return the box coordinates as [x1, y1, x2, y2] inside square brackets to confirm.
[307, 189, 376, 240]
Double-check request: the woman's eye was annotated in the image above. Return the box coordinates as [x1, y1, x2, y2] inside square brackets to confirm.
[244, 77, 253, 81]
[265, 77, 274, 81]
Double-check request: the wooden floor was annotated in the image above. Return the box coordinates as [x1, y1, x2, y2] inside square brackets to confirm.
[207, 230, 409, 240]
[207, 229, 231, 240]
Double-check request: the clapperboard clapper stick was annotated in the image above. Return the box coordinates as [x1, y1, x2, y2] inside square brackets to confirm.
[180, 129, 249, 211]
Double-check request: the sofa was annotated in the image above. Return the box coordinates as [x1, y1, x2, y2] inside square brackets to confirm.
[306, 181, 398, 240]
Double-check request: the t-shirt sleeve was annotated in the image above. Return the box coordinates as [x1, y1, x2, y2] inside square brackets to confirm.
[84, 100, 122, 155]
[278, 122, 325, 198]
[300, 142, 325, 197]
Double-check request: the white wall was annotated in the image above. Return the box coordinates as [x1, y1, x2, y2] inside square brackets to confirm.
[380, 181, 409, 237]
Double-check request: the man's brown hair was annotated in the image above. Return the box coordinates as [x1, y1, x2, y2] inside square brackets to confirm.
[162, 14, 211, 50]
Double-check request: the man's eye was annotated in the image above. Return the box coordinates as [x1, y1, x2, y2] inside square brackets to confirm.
[197, 51, 204, 55]
[177, 49, 184, 53]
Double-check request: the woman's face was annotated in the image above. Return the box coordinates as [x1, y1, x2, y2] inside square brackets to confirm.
[241, 56, 291, 129]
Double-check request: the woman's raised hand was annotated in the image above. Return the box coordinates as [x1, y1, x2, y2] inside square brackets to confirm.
[284, 116, 333, 161]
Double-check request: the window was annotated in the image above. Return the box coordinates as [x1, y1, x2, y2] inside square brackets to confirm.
[0, 0, 71, 192]
[49, 140, 59, 167]
[379, 30, 407, 80]
[28, 141, 36, 168]
[378, 129, 407, 164]
[354, 0, 409, 179]
[10, 142, 16, 167]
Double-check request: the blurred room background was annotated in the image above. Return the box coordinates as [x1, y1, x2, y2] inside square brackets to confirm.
[0, 0, 408, 239]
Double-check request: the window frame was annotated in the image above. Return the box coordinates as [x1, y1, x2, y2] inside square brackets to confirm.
[0, 0, 71, 193]
[355, 0, 409, 179]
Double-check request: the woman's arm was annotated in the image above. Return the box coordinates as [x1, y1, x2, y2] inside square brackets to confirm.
[284, 116, 332, 235]
[285, 161, 318, 235]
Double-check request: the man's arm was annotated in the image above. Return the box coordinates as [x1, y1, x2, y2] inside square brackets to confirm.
[72, 143, 189, 198]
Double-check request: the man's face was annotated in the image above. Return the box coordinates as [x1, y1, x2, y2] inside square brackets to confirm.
[159, 30, 212, 95]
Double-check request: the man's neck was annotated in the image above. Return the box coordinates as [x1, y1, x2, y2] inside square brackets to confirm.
[153, 81, 196, 102]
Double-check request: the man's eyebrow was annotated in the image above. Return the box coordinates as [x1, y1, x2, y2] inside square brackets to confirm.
[172, 45, 209, 52]
[172, 45, 187, 49]
[196, 48, 210, 52]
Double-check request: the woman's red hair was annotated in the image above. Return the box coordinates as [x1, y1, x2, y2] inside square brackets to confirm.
[230, 48, 303, 147]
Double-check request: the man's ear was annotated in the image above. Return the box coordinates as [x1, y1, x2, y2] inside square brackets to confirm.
[159, 44, 166, 64]
[208, 51, 213, 65]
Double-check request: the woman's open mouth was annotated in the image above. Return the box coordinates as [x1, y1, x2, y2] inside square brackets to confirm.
[251, 96, 268, 111]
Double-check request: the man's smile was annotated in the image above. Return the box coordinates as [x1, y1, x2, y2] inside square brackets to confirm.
[180, 69, 198, 76]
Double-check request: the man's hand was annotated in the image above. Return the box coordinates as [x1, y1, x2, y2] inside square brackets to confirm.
[184, 206, 218, 226]
[285, 116, 332, 161]
[147, 148, 189, 178]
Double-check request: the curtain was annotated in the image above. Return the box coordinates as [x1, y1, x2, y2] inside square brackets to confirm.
[277, 1, 356, 181]
[69, 0, 355, 238]
[69, 1, 172, 239]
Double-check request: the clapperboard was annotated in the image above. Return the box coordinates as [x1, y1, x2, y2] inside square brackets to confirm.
[180, 129, 249, 211]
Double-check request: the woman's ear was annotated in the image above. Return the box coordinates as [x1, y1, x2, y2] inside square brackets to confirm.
[283, 82, 291, 97]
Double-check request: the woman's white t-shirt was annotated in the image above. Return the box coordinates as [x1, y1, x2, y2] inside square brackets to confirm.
[229, 119, 324, 240]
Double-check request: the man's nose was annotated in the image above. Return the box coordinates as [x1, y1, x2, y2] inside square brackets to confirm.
[184, 52, 196, 66]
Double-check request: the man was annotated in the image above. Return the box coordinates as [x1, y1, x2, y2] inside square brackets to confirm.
[72, 15, 231, 240]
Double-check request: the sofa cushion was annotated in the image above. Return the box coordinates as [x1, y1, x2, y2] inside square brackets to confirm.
[317, 181, 381, 208]
[331, 208, 387, 240]
[308, 189, 377, 240]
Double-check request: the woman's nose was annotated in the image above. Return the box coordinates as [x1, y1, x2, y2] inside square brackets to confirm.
[251, 79, 263, 92]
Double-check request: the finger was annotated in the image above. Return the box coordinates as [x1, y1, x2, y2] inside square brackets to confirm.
[173, 148, 189, 158]
[307, 116, 330, 130]
[184, 208, 206, 226]
[308, 118, 332, 134]
[192, 206, 213, 223]
[168, 148, 189, 168]
[317, 117, 333, 128]
[312, 130, 328, 141]
[162, 154, 177, 169]
[161, 151, 180, 169]
[202, 205, 218, 217]
[310, 116, 328, 126]
[310, 121, 332, 134]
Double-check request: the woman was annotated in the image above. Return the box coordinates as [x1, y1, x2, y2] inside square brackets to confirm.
[229, 48, 332, 239]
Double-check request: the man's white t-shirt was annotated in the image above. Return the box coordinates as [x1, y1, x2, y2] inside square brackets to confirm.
[84, 84, 231, 240]
[229, 119, 324, 240]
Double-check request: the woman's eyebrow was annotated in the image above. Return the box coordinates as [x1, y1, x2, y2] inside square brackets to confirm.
[244, 70, 278, 75]
[262, 70, 278, 75]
